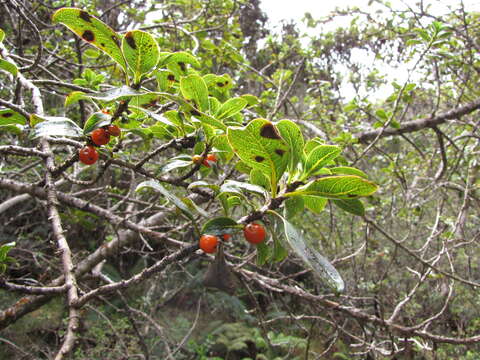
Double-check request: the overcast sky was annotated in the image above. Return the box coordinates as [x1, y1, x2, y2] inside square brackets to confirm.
[260, 0, 480, 28]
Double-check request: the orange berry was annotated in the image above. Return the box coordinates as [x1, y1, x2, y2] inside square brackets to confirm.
[243, 223, 266, 244]
[91, 128, 110, 146]
[222, 234, 231, 241]
[79, 146, 99, 165]
[202, 153, 217, 167]
[199, 235, 219, 254]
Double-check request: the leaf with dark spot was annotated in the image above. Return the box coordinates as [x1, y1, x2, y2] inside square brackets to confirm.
[216, 82, 225, 87]
[82, 30, 95, 42]
[260, 122, 282, 139]
[2, 113, 13, 118]
[79, 11, 91, 22]
[122, 30, 160, 81]
[227, 119, 290, 190]
[167, 74, 175, 81]
[52, 8, 126, 71]
[125, 31, 136, 49]
[178, 62, 186, 72]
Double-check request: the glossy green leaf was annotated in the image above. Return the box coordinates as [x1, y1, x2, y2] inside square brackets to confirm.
[227, 119, 289, 193]
[52, 8, 126, 71]
[161, 159, 193, 173]
[136, 180, 195, 221]
[0, 109, 26, 125]
[83, 112, 111, 134]
[88, 85, 143, 102]
[304, 145, 341, 178]
[250, 169, 270, 190]
[220, 180, 268, 198]
[32, 116, 83, 138]
[0, 59, 17, 76]
[122, 30, 160, 80]
[182, 197, 208, 218]
[180, 74, 210, 113]
[332, 198, 365, 216]
[201, 217, 240, 236]
[188, 181, 220, 193]
[277, 119, 304, 173]
[0, 29, 5, 43]
[293, 176, 378, 199]
[215, 97, 247, 120]
[282, 218, 344, 292]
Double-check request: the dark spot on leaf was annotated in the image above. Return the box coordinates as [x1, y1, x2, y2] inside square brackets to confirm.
[125, 32, 136, 49]
[178, 62, 186, 71]
[1, 112, 13, 118]
[167, 74, 175, 81]
[111, 35, 120, 47]
[216, 82, 224, 87]
[79, 11, 92, 22]
[260, 122, 281, 139]
[255, 156, 265, 162]
[275, 149, 285, 156]
[100, 42, 105, 47]
[347, 194, 357, 198]
[190, 110, 201, 117]
[225, 80, 229, 85]
[82, 30, 95, 42]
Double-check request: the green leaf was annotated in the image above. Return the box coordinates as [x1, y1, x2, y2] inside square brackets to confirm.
[284, 196, 304, 218]
[0, 29, 5, 43]
[201, 217, 240, 236]
[83, 112, 111, 134]
[332, 198, 365, 216]
[65, 91, 87, 106]
[136, 180, 195, 221]
[330, 166, 367, 178]
[292, 176, 378, 199]
[256, 241, 270, 266]
[161, 159, 193, 173]
[180, 74, 210, 113]
[250, 169, 270, 191]
[0, 242, 15, 262]
[303, 145, 341, 178]
[302, 195, 328, 214]
[52, 8, 126, 71]
[0, 109, 26, 125]
[122, 30, 160, 81]
[227, 119, 289, 194]
[0, 124, 23, 135]
[272, 234, 288, 263]
[188, 181, 220, 193]
[32, 116, 82, 138]
[276, 119, 304, 173]
[158, 51, 200, 68]
[87, 85, 142, 102]
[0, 59, 18, 76]
[282, 218, 344, 292]
[215, 98, 247, 120]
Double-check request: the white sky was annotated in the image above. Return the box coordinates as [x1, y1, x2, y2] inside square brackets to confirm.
[261, 0, 480, 28]
[259, 0, 480, 100]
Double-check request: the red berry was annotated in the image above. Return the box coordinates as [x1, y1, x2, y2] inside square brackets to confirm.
[108, 124, 121, 137]
[243, 223, 266, 244]
[199, 235, 219, 254]
[202, 153, 217, 167]
[222, 234, 231, 241]
[91, 128, 110, 146]
[79, 146, 99, 165]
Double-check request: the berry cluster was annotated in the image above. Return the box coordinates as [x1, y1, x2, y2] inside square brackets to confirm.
[199, 223, 266, 254]
[79, 124, 121, 165]
[192, 153, 217, 168]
